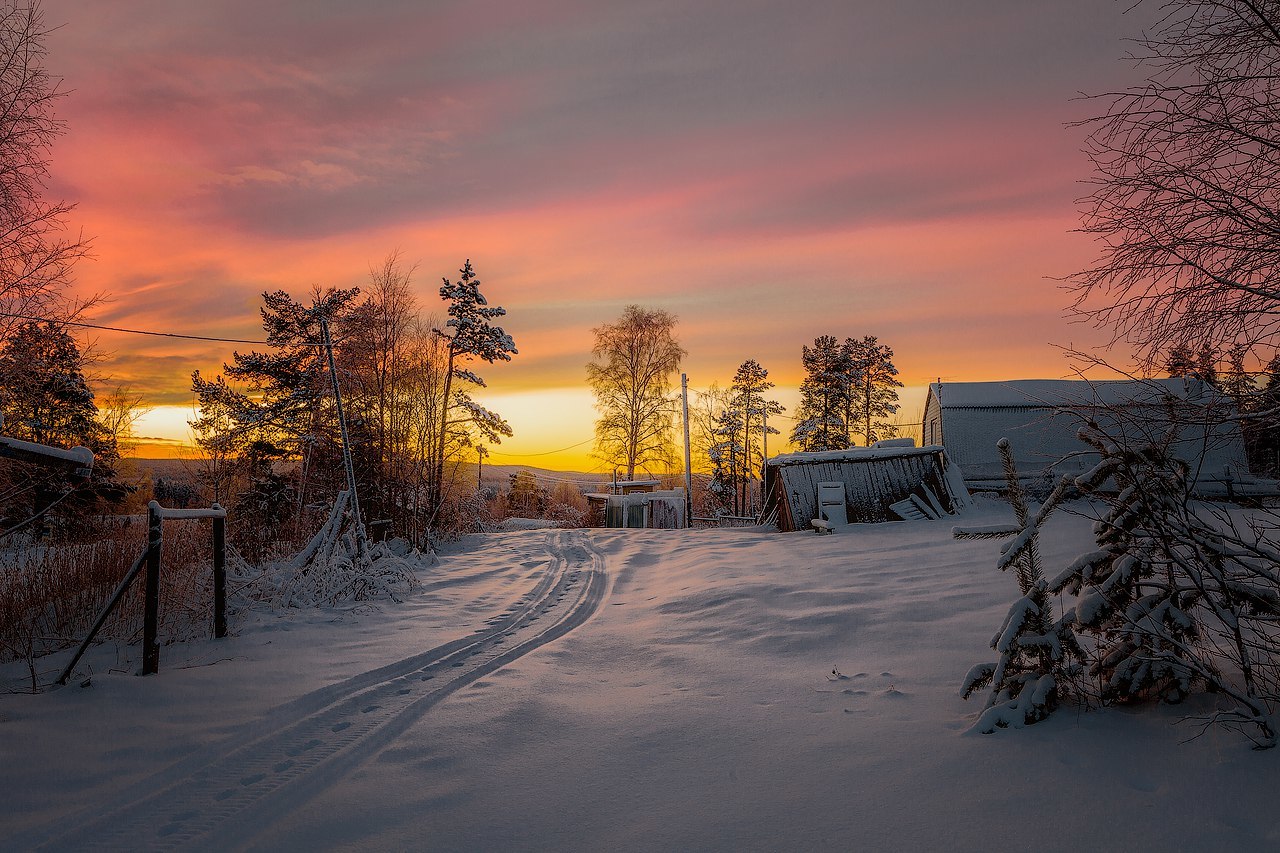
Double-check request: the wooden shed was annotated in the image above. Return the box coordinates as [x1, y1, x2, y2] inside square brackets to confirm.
[762, 441, 970, 532]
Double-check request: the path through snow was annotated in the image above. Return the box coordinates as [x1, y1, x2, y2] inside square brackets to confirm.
[11, 530, 606, 852]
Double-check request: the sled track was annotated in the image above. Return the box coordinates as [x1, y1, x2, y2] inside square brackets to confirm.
[20, 530, 607, 852]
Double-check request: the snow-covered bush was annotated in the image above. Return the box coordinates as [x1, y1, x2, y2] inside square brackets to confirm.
[228, 490, 422, 610]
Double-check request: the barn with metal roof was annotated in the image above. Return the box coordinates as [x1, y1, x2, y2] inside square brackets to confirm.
[922, 378, 1253, 492]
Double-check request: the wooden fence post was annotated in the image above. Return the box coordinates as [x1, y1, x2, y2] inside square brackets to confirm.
[143, 501, 163, 675]
[212, 503, 226, 639]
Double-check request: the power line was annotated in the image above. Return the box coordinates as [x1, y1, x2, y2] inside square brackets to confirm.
[486, 436, 595, 458]
[0, 310, 273, 344]
[0, 310, 340, 347]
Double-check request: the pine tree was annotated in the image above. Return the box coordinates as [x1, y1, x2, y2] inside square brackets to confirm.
[430, 260, 516, 518]
[844, 335, 903, 446]
[1251, 357, 1280, 476]
[191, 287, 361, 514]
[0, 321, 102, 448]
[1194, 344, 1219, 385]
[1047, 425, 1199, 706]
[0, 321, 125, 532]
[709, 405, 745, 515]
[729, 359, 783, 515]
[791, 335, 851, 451]
[1165, 343, 1195, 378]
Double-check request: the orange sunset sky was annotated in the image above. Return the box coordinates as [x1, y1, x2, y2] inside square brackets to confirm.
[37, 0, 1148, 472]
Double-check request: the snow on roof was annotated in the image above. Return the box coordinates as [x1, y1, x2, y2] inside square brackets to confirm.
[768, 443, 943, 467]
[927, 378, 1248, 482]
[929, 377, 1221, 409]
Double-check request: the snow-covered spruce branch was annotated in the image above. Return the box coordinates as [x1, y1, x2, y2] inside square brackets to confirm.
[1046, 420, 1280, 748]
[957, 438, 1084, 733]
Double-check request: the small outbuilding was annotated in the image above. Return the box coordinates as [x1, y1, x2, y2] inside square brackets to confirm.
[922, 378, 1253, 493]
[586, 480, 687, 529]
[762, 440, 971, 532]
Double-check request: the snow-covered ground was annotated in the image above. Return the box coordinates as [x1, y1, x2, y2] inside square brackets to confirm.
[3, 497, 1279, 851]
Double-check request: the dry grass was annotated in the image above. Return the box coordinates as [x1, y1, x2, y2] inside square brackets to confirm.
[0, 519, 222, 683]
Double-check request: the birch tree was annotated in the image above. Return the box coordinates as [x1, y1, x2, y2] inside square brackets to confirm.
[587, 305, 685, 480]
[1072, 0, 1280, 359]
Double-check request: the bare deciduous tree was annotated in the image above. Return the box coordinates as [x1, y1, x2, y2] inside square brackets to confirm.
[1071, 0, 1280, 361]
[0, 1, 88, 342]
[587, 305, 685, 480]
[97, 383, 151, 457]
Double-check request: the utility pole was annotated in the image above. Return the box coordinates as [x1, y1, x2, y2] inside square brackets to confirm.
[760, 405, 768, 517]
[682, 373, 693, 527]
[319, 313, 367, 563]
[477, 445, 487, 492]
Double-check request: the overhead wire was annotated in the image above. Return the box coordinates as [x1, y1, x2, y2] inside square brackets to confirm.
[484, 436, 595, 458]
[0, 310, 339, 347]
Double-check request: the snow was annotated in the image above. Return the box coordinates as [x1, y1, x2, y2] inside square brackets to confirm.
[497, 517, 561, 530]
[769, 443, 943, 466]
[930, 377, 1216, 409]
[0, 435, 94, 468]
[5, 500, 1280, 850]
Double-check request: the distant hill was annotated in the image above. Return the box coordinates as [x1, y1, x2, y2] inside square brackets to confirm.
[128, 458, 203, 483]
[129, 459, 616, 493]
[477, 464, 611, 493]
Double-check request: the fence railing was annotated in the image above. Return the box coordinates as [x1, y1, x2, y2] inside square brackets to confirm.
[57, 501, 228, 684]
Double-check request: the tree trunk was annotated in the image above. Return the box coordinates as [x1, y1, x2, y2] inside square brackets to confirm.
[431, 348, 456, 520]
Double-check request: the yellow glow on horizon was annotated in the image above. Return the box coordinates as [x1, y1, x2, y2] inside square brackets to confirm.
[129, 385, 939, 468]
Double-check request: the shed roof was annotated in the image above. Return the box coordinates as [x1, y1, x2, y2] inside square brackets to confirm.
[768, 444, 943, 467]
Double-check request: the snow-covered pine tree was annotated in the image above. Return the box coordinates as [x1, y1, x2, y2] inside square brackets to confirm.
[709, 404, 745, 516]
[1047, 423, 1200, 706]
[955, 438, 1082, 732]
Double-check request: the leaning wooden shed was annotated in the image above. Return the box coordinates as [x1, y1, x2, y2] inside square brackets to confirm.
[762, 441, 970, 532]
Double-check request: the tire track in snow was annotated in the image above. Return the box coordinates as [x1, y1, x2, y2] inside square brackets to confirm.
[19, 530, 607, 852]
